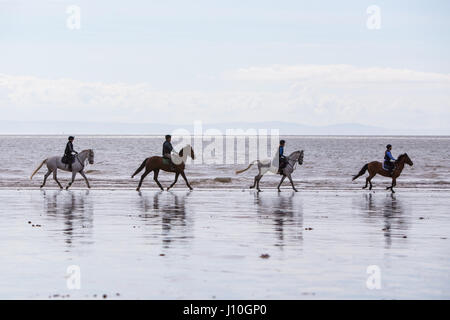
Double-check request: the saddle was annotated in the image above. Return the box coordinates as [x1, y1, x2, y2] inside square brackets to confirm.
[162, 157, 171, 166]
[61, 155, 75, 165]
[383, 161, 395, 176]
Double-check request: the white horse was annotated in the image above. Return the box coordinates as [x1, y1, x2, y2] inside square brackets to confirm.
[30, 149, 95, 189]
[236, 150, 304, 192]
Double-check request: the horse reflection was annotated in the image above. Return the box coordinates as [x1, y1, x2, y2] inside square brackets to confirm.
[137, 191, 192, 249]
[360, 193, 408, 248]
[42, 190, 94, 248]
[254, 192, 303, 249]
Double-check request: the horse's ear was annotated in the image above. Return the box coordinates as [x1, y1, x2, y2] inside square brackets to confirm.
[179, 149, 184, 157]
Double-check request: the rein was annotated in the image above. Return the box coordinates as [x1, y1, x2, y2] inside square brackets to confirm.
[75, 150, 90, 170]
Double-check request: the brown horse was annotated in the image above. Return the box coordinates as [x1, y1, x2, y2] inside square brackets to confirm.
[352, 153, 413, 193]
[131, 145, 195, 191]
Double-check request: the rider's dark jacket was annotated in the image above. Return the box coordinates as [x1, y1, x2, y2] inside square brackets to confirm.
[279, 145, 286, 168]
[162, 141, 173, 158]
[63, 141, 77, 164]
[384, 150, 396, 170]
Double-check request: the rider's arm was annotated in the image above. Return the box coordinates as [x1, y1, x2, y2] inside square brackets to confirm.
[69, 143, 78, 155]
[387, 151, 396, 161]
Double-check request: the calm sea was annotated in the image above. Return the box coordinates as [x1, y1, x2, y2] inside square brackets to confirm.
[0, 135, 448, 190]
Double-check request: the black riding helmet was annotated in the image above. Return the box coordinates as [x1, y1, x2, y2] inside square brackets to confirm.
[386, 144, 392, 149]
[68, 136, 75, 141]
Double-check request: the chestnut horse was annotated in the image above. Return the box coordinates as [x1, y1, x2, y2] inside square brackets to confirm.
[352, 153, 413, 193]
[131, 145, 195, 191]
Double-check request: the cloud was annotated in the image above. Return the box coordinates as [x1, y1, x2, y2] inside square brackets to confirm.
[227, 64, 450, 84]
[1, 64, 449, 131]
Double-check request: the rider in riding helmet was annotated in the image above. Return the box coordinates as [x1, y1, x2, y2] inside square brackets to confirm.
[277, 140, 287, 174]
[384, 144, 396, 175]
[64, 136, 78, 171]
[162, 135, 176, 170]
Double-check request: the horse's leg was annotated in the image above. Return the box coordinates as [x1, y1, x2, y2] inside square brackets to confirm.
[66, 171, 77, 190]
[41, 170, 51, 188]
[153, 169, 164, 191]
[249, 175, 257, 189]
[167, 173, 179, 191]
[287, 174, 298, 192]
[136, 169, 151, 191]
[256, 174, 263, 192]
[387, 178, 397, 193]
[53, 170, 63, 189]
[180, 171, 193, 190]
[277, 175, 286, 192]
[364, 171, 375, 190]
[79, 170, 91, 189]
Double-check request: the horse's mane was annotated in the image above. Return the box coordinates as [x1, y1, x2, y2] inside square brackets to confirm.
[288, 150, 303, 158]
[396, 153, 407, 162]
[178, 145, 193, 158]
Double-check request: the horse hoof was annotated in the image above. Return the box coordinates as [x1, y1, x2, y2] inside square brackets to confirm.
[40, 185, 43, 189]
[294, 189, 298, 192]
[277, 189, 281, 192]
[136, 188, 140, 192]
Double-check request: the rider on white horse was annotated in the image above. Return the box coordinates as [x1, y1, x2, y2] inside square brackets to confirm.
[62, 136, 78, 171]
[277, 140, 287, 174]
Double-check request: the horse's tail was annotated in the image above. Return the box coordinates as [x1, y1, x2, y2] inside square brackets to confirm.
[235, 160, 258, 175]
[131, 158, 148, 178]
[30, 159, 47, 180]
[352, 163, 369, 181]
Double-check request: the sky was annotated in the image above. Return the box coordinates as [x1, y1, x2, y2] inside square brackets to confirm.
[0, 0, 449, 133]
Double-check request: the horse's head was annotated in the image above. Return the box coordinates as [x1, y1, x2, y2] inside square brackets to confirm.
[404, 153, 413, 166]
[298, 150, 304, 165]
[398, 153, 413, 166]
[179, 145, 195, 160]
[88, 149, 95, 164]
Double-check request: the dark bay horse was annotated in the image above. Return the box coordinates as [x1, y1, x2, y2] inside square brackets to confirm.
[352, 153, 413, 193]
[131, 145, 195, 191]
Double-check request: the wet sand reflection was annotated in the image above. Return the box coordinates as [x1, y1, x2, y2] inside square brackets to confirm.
[42, 190, 94, 249]
[254, 191, 303, 249]
[136, 191, 193, 249]
[356, 193, 408, 248]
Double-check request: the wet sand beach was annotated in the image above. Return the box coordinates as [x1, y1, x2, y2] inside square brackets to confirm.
[1, 189, 449, 299]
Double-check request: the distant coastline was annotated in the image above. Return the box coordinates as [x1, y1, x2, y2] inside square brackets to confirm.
[1, 120, 449, 136]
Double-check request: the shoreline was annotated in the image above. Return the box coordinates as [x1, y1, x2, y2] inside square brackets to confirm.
[1, 187, 449, 192]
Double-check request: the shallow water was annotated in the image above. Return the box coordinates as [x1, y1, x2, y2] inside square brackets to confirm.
[0, 135, 449, 190]
[1, 189, 449, 299]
